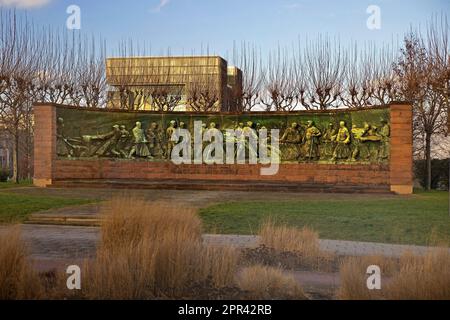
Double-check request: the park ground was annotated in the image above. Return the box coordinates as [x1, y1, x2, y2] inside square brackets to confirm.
[1, 183, 449, 300]
[0, 182, 449, 246]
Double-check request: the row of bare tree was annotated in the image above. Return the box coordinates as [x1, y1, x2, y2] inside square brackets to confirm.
[230, 17, 449, 190]
[0, 10, 106, 182]
[105, 37, 402, 113]
[230, 38, 399, 112]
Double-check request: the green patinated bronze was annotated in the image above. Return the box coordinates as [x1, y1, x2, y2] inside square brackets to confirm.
[55, 106, 391, 164]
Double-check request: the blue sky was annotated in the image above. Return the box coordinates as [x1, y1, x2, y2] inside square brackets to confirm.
[2, 0, 449, 60]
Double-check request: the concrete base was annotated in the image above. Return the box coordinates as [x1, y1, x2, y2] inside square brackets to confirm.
[50, 178, 393, 194]
[33, 178, 52, 188]
[390, 184, 413, 195]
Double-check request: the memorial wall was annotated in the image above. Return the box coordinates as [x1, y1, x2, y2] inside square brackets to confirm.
[33, 103, 413, 194]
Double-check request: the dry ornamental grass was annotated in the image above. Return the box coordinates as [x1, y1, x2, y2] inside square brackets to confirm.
[237, 265, 307, 300]
[82, 198, 239, 299]
[3, 197, 448, 300]
[338, 249, 450, 300]
[0, 226, 44, 299]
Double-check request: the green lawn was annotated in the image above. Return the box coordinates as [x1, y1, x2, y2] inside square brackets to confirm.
[0, 180, 33, 189]
[0, 192, 95, 223]
[199, 191, 450, 246]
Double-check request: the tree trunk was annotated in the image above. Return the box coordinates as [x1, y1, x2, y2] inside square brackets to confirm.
[425, 132, 432, 190]
[26, 122, 33, 179]
[11, 131, 20, 184]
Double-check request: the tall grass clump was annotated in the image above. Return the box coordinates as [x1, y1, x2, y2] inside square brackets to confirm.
[81, 198, 239, 299]
[338, 249, 450, 300]
[260, 219, 320, 256]
[337, 255, 397, 300]
[384, 249, 450, 299]
[237, 265, 307, 300]
[0, 226, 43, 299]
[99, 197, 202, 251]
[256, 219, 333, 271]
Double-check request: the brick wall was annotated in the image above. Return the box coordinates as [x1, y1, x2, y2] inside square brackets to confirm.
[33, 104, 56, 187]
[389, 104, 413, 194]
[52, 160, 390, 186]
[33, 103, 413, 194]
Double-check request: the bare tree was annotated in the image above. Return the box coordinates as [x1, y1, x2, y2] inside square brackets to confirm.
[77, 37, 107, 108]
[0, 10, 110, 182]
[33, 31, 79, 105]
[426, 15, 450, 137]
[232, 42, 264, 111]
[371, 44, 400, 106]
[31, 31, 107, 108]
[0, 10, 41, 182]
[186, 76, 221, 112]
[340, 44, 375, 108]
[106, 40, 147, 110]
[394, 15, 449, 190]
[301, 36, 346, 110]
[141, 58, 184, 111]
[260, 47, 298, 111]
[148, 85, 184, 112]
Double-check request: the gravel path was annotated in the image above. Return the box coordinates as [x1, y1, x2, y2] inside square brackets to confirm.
[1, 225, 445, 264]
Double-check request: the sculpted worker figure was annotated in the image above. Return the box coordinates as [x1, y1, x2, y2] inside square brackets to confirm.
[280, 122, 303, 161]
[351, 122, 371, 161]
[321, 122, 336, 159]
[242, 121, 258, 159]
[166, 120, 177, 159]
[331, 121, 351, 161]
[205, 122, 221, 144]
[56, 117, 73, 157]
[378, 119, 390, 160]
[147, 122, 164, 158]
[129, 121, 151, 158]
[304, 120, 321, 160]
[95, 124, 122, 157]
[280, 122, 302, 144]
[117, 125, 131, 158]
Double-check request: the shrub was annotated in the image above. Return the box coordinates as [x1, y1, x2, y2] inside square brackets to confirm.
[414, 159, 449, 190]
[0, 167, 9, 182]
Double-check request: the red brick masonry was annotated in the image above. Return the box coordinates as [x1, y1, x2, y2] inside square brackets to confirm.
[33, 103, 413, 194]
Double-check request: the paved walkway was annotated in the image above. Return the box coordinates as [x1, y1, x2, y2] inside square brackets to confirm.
[1, 225, 446, 264]
[203, 234, 441, 257]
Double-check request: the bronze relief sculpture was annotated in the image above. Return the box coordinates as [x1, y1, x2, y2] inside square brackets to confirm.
[55, 111, 390, 164]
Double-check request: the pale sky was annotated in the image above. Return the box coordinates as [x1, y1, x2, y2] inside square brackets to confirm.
[1, 0, 449, 61]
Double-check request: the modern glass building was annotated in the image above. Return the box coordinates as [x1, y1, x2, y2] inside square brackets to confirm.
[106, 56, 243, 112]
